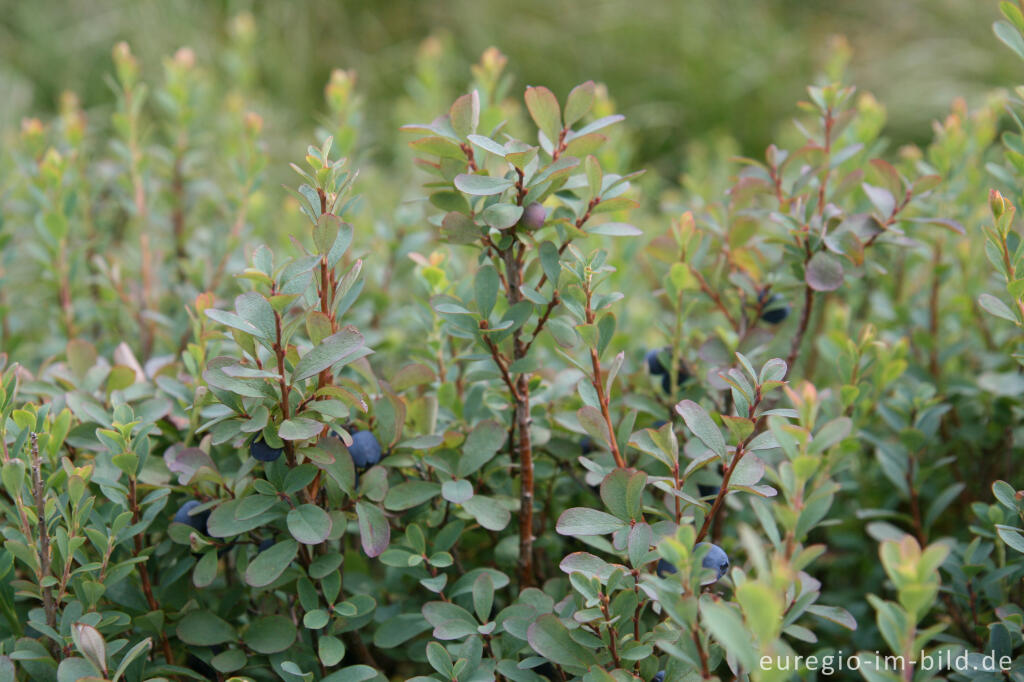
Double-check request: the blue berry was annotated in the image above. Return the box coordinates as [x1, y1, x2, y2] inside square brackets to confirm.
[646, 348, 667, 376]
[347, 430, 382, 468]
[652, 673, 666, 682]
[173, 500, 210, 535]
[580, 435, 595, 454]
[657, 543, 729, 584]
[697, 483, 718, 498]
[698, 542, 730, 582]
[760, 294, 790, 324]
[257, 537, 274, 553]
[249, 436, 282, 462]
[648, 347, 690, 393]
[660, 368, 691, 395]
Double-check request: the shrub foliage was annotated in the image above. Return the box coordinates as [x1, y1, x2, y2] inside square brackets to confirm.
[0, 11, 1024, 682]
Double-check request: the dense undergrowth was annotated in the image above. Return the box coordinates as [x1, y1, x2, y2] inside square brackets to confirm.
[0, 6, 1024, 682]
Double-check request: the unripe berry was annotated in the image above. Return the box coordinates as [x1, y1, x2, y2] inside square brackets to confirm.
[520, 202, 547, 229]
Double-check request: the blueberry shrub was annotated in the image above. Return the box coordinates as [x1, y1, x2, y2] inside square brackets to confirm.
[0, 9, 1023, 682]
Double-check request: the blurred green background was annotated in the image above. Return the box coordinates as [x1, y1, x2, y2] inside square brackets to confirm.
[0, 0, 1014, 179]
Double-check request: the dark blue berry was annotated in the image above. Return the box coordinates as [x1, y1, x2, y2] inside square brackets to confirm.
[347, 430, 382, 468]
[257, 537, 274, 553]
[535, 662, 558, 680]
[660, 368, 690, 395]
[173, 500, 210, 535]
[760, 294, 790, 324]
[652, 673, 666, 682]
[249, 436, 283, 462]
[698, 542, 730, 582]
[658, 543, 729, 584]
[697, 484, 718, 498]
[649, 347, 689, 394]
[646, 348, 667, 376]
[580, 435, 595, 454]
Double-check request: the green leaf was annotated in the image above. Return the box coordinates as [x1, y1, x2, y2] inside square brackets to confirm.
[453, 174, 513, 196]
[245, 539, 299, 587]
[526, 614, 597, 670]
[207, 498, 281, 538]
[287, 504, 333, 545]
[293, 326, 366, 381]
[736, 582, 783, 642]
[475, 265, 499, 318]
[211, 648, 246, 673]
[278, 417, 324, 441]
[193, 550, 218, 588]
[373, 614, 433, 648]
[524, 85, 563, 143]
[805, 252, 844, 291]
[321, 666, 378, 682]
[176, 610, 236, 646]
[314, 214, 341, 255]
[585, 155, 603, 199]
[426, 641, 454, 677]
[467, 133, 507, 157]
[356, 501, 391, 557]
[699, 598, 757, 670]
[539, 240, 561, 287]
[992, 480, 1019, 510]
[457, 420, 507, 477]
[384, 481, 441, 511]
[442, 479, 474, 504]
[995, 19, 1024, 61]
[449, 91, 480, 138]
[244, 615, 297, 654]
[70, 623, 106, 676]
[463, 495, 511, 531]
[472, 572, 495, 623]
[422, 601, 478, 640]
[318, 635, 346, 666]
[806, 604, 857, 630]
[303, 609, 330, 629]
[563, 81, 596, 127]
[410, 136, 465, 160]
[978, 294, 1018, 323]
[482, 203, 524, 230]
[205, 308, 265, 339]
[996, 524, 1024, 553]
[112, 639, 153, 680]
[555, 507, 626, 536]
[586, 222, 641, 237]
[57, 659, 100, 682]
[675, 400, 726, 459]
[862, 183, 895, 217]
[758, 358, 788, 384]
